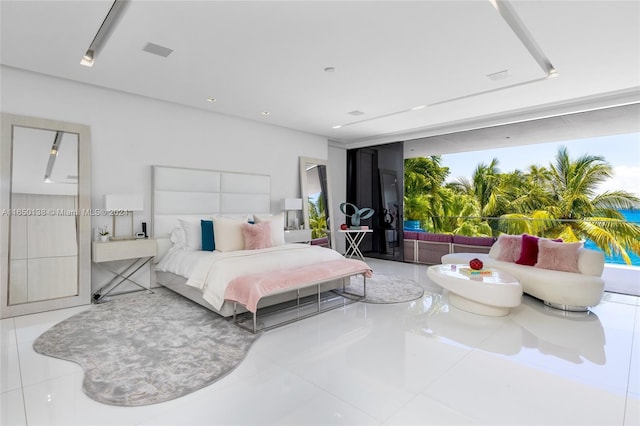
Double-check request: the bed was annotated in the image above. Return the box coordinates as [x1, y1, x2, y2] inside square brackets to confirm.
[151, 165, 372, 328]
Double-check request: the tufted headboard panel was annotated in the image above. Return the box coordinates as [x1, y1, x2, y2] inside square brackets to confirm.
[151, 165, 271, 260]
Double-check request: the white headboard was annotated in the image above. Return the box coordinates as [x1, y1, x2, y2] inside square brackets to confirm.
[151, 165, 271, 258]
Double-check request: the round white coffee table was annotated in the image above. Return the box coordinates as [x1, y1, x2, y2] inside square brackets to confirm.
[427, 264, 523, 316]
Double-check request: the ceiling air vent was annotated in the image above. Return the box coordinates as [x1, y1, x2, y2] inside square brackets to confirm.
[348, 110, 364, 116]
[142, 42, 174, 58]
[486, 70, 510, 81]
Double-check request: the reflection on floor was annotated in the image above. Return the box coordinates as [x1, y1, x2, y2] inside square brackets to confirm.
[1, 258, 639, 426]
[428, 294, 606, 365]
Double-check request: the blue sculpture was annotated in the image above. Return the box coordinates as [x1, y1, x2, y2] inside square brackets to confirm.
[340, 202, 374, 227]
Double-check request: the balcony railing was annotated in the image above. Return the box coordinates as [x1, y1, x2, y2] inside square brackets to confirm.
[404, 214, 640, 267]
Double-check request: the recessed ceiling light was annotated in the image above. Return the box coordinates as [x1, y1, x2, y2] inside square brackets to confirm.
[332, 125, 342, 129]
[411, 105, 426, 111]
[324, 67, 336, 73]
[207, 97, 216, 103]
[348, 110, 364, 116]
[261, 111, 270, 116]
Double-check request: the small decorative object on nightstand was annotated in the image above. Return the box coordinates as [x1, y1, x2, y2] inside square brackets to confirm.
[98, 226, 110, 242]
[92, 238, 157, 303]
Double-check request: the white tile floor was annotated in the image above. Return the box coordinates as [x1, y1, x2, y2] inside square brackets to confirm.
[1, 258, 639, 426]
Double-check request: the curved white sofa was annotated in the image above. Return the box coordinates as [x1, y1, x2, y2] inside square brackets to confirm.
[442, 243, 605, 311]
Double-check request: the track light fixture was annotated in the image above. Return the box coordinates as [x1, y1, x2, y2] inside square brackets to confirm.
[490, 0, 557, 78]
[80, 0, 130, 67]
[80, 50, 94, 67]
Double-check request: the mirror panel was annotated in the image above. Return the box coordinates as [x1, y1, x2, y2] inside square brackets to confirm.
[380, 169, 400, 254]
[10, 127, 79, 304]
[300, 157, 335, 249]
[1, 114, 92, 318]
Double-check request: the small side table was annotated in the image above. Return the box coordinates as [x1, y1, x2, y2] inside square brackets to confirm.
[92, 238, 157, 303]
[339, 229, 373, 261]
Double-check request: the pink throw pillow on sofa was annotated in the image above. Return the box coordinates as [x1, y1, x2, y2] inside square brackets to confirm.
[242, 222, 272, 250]
[495, 234, 522, 263]
[535, 239, 582, 273]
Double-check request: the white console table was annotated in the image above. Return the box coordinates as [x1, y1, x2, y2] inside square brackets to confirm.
[92, 238, 157, 303]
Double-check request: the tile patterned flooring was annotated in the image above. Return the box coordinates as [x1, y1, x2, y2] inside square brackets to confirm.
[1, 258, 638, 425]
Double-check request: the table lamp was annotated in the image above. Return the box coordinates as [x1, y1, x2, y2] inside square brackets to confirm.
[282, 198, 303, 230]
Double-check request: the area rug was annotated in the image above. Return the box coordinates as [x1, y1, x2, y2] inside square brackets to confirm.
[343, 273, 424, 303]
[33, 289, 259, 407]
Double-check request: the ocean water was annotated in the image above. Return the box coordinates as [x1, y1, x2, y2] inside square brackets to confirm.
[583, 209, 640, 267]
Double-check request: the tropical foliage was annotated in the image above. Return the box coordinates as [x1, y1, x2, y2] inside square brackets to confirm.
[404, 157, 453, 232]
[404, 147, 640, 264]
[308, 193, 328, 239]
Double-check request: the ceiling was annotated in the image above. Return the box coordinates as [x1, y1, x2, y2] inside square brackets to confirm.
[405, 102, 640, 157]
[1, 1, 639, 149]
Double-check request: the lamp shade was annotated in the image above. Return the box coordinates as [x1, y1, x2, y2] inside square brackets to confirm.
[283, 198, 303, 210]
[104, 193, 144, 212]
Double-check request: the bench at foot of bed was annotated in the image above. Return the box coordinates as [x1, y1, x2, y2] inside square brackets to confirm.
[224, 258, 373, 333]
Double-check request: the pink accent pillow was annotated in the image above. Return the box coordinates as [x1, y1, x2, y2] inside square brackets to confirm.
[242, 222, 272, 250]
[495, 234, 522, 262]
[535, 239, 582, 273]
[515, 234, 540, 266]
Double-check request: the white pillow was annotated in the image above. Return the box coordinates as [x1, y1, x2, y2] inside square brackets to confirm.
[169, 225, 186, 249]
[177, 219, 205, 251]
[213, 217, 247, 252]
[253, 213, 285, 246]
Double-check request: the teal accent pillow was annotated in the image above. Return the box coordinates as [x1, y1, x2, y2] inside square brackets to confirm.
[201, 220, 215, 251]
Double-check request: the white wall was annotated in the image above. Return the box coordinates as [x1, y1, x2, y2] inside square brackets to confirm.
[1, 66, 329, 224]
[1, 66, 334, 291]
[329, 144, 346, 254]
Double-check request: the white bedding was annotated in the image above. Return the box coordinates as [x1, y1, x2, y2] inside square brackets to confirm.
[155, 248, 212, 279]
[156, 244, 344, 310]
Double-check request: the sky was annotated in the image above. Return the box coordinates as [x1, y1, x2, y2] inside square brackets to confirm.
[440, 132, 640, 198]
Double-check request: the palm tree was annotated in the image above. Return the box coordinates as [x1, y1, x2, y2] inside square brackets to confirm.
[471, 158, 501, 216]
[308, 194, 327, 239]
[497, 167, 554, 234]
[404, 157, 452, 232]
[449, 193, 492, 236]
[451, 158, 507, 235]
[500, 147, 640, 264]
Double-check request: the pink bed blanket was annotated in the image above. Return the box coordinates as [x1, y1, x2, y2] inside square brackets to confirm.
[224, 258, 373, 313]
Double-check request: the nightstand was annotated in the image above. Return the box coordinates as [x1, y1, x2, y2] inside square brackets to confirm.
[284, 229, 313, 243]
[92, 238, 157, 303]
